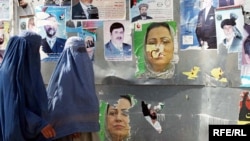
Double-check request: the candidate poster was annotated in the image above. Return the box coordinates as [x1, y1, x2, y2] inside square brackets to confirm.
[98, 94, 137, 141]
[103, 21, 132, 61]
[130, 0, 174, 23]
[71, 0, 126, 20]
[133, 20, 178, 79]
[215, 6, 245, 54]
[180, 0, 246, 50]
[35, 6, 67, 61]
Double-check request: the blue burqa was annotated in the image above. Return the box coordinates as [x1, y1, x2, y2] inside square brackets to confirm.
[0, 31, 49, 141]
[46, 36, 100, 139]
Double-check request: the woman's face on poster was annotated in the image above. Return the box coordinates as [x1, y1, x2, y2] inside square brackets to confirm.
[145, 26, 174, 71]
[106, 98, 131, 140]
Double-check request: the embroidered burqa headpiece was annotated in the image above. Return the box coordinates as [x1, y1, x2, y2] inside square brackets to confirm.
[46, 36, 100, 139]
[0, 31, 49, 141]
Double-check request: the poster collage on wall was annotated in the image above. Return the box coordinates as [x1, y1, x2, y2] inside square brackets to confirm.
[1, 0, 250, 140]
[180, 0, 250, 87]
[0, 0, 250, 87]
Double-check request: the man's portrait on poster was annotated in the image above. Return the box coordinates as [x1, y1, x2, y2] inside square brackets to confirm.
[72, 0, 99, 20]
[132, 3, 152, 22]
[195, 0, 217, 49]
[41, 13, 66, 55]
[218, 13, 242, 54]
[104, 22, 132, 61]
[141, 101, 163, 133]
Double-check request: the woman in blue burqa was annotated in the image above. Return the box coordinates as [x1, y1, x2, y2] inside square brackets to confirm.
[0, 31, 56, 141]
[46, 36, 100, 141]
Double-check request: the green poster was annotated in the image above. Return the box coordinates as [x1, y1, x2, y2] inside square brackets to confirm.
[133, 20, 177, 79]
